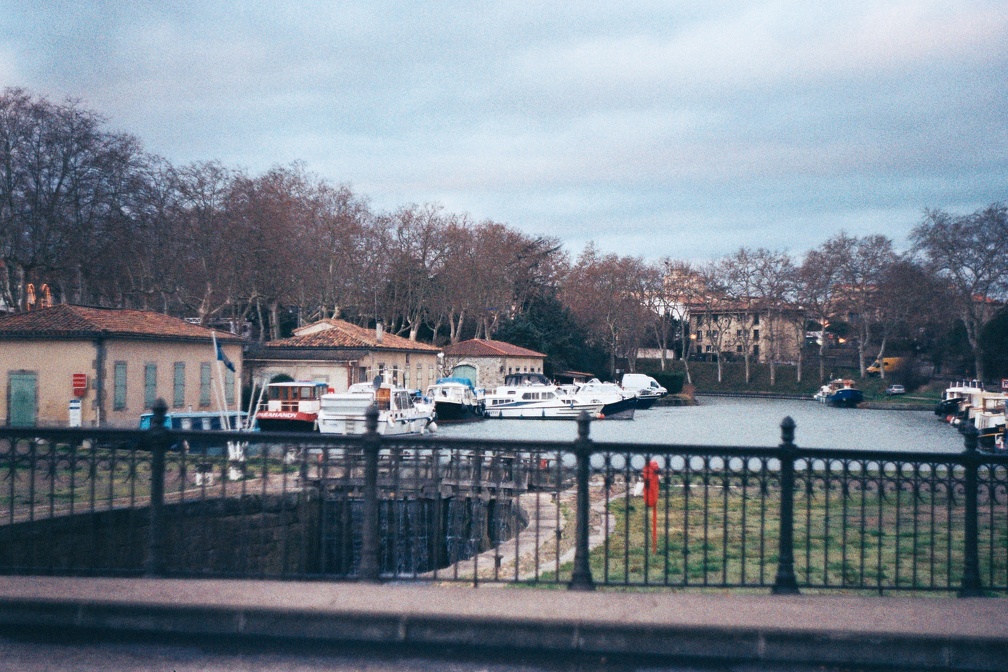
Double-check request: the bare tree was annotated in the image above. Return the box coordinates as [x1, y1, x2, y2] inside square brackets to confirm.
[752, 249, 794, 386]
[722, 248, 760, 384]
[695, 261, 735, 383]
[799, 240, 846, 382]
[912, 204, 1008, 382]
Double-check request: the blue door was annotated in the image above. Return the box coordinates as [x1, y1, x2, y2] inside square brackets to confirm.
[8, 371, 37, 427]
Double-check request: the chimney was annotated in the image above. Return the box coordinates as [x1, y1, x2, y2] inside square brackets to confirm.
[376, 322, 383, 343]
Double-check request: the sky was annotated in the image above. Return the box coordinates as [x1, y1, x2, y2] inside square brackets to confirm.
[2, 1, 1006, 263]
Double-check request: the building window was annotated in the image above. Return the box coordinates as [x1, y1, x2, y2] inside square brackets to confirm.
[736, 329, 742, 337]
[753, 329, 760, 341]
[113, 361, 127, 411]
[705, 345, 712, 353]
[736, 345, 743, 353]
[753, 345, 760, 358]
[225, 367, 235, 405]
[144, 364, 157, 409]
[753, 314, 760, 325]
[173, 362, 185, 408]
[200, 362, 212, 407]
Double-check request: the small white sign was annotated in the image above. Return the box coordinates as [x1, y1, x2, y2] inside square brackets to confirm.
[68, 399, 82, 428]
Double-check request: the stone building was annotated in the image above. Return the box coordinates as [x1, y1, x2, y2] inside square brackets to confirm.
[441, 339, 547, 390]
[244, 319, 441, 392]
[0, 304, 243, 428]
[688, 302, 805, 364]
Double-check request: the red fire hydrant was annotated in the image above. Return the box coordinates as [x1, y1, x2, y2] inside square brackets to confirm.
[642, 460, 660, 547]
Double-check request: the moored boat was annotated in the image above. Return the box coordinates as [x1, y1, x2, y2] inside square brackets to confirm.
[935, 379, 984, 419]
[483, 373, 604, 419]
[255, 381, 329, 432]
[317, 378, 436, 436]
[813, 379, 864, 408]
[621, 373, 667, 409]
[970, 393, 1006, 450]
[426, 377, 484, 422]
[569, 378, 637, 420]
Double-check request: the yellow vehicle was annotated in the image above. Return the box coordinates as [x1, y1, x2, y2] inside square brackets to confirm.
[867, 357, 907, 375]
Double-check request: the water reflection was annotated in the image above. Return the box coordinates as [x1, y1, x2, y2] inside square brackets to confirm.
[435, 396, 964, 453]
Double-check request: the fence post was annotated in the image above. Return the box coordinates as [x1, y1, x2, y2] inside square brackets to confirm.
[145, 398, 168, 577]
[360, 403, 381, 582]
[772, 416, 799, 595]
[959, 422, 982, 597]
[568, 411, 595, 591]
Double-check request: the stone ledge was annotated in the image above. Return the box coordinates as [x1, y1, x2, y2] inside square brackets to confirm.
[0, 578, 1006, 671]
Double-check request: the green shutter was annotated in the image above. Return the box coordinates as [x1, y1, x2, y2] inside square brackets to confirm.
[113, 361, 127, 410]
[173, 362, 185, 408]
[144, 364, 157, 409]
[224, 368, 235, 405]
[200, 362, 211, 406]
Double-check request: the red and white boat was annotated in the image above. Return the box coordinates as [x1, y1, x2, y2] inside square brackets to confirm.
[254, 381, 330, 432]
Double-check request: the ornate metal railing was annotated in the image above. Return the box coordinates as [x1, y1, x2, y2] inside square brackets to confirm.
[1, 400, 1004, 594]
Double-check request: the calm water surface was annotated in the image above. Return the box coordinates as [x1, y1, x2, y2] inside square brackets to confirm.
[435, 395, 963, 454]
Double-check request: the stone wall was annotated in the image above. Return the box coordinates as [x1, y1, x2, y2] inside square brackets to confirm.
[0, 490, 525, 579]
[0, 491, 320, 577]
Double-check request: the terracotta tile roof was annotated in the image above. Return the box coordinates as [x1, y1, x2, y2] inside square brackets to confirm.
[442, 339, 545, 359]
[0, 304, 242, 342]
[266, 319, 440, 353]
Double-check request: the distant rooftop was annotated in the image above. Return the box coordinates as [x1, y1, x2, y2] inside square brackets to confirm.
[442, 338, 545, 359]
[265, 319, 440, 353]
[0, 304, 241, 343]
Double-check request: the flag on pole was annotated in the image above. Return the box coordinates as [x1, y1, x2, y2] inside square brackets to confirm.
[213, 332, 236, 372]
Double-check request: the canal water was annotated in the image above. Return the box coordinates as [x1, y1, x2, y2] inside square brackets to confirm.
[435, 395, 964, 454]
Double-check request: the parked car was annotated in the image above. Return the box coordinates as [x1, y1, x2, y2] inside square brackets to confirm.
[885, 384, 906, 396]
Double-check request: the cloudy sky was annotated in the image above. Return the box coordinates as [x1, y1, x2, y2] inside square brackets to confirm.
[2, 1, 1006, 262]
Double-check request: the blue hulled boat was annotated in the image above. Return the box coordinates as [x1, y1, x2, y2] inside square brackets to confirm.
[813, 379, 864, 408]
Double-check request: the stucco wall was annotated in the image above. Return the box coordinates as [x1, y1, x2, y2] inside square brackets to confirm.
[247, 351, 440, 394]
[443, 355, 545, 390]
[1, 338, 243, 428]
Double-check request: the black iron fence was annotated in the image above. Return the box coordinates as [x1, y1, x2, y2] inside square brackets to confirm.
[1, 400, 1005, 595]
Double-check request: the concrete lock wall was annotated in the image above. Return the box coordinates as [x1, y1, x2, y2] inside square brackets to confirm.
[0, 491, 525, 578]
[0, 492, 320, 576]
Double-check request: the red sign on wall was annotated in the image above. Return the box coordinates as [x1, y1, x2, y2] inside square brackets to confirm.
[72, 373, 88, 397]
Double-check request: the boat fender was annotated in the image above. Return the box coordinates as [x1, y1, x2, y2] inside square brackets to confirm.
[427, 421, 438, 434]
[387, 415, 395, 426]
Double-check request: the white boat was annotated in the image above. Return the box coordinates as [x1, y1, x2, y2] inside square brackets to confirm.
[935, 380, 984, 419]
[425, 377, 485, 422]
[568, 378, 637, 420]
[966, 392, 1006, 450]
[254, 381, 330, 432]
[317, 379, 436, 436]
[620, 374, 667, 409]
[483, 373, 604, 419]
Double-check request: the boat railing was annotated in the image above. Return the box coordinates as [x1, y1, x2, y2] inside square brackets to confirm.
[0, 399, 1003, 596]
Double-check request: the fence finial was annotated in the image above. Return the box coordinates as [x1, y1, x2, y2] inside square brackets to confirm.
[780, 416, 796, 447]
[365, 403, 379, 434]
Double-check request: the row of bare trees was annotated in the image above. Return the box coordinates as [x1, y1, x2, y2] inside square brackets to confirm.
[0, 88, 563, 343]
[2, 88, 1004, 380]
[559, 212, 1006, 384]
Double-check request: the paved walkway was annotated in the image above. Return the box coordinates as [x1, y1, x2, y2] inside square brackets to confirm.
[0, 577, 1005, 671]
